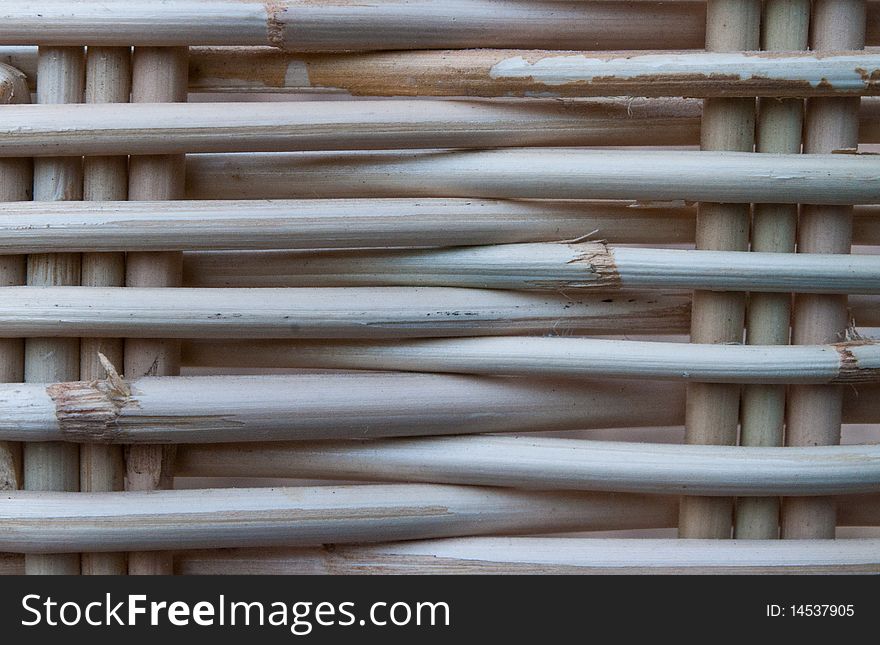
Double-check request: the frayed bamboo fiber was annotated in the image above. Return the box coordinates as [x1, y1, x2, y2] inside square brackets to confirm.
[0, 1, 708, 51]
[24, 46, 84, 576]
[176, 337, 880, 384]
[0, 286, 691, 338]
[0, 485, 682, 553]
[0, 63, 31, 495]
[736, 0, 810, 541]
[185, 49, 880, 98]
[123, 46, 188, 576]
[0, 99, 702, 154]
[182, 150, 880, 203]
[1, 373, 878, 444]
[783, 0, 867, 541]
[78, 45, 130, 576]
[173, 538, 880, 575]
[6, 200, 880, 253]
[174, 437, 880, 496]
[156, 243, 880, 293]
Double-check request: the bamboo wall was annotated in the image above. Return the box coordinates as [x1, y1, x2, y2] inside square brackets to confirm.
[0, 0, 879, 575]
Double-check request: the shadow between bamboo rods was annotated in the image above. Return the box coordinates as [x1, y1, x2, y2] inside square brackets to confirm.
[0, 63, 31, 495]
[23, 46, 84, 576]
[79, 45, 130, 576]
[783, 0, 867, 541]
[123, 46, 188, 576]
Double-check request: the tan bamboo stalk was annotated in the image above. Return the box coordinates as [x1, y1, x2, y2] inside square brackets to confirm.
[23, 46, 84, 576]
[124, 46, 187, 576]
[79, 46, 130, 576]
[736, 0, 810, 541]
[184, 48, 880, 97]
[174, 437, 880, 496]
[0, 286, 691, 338]
[174, 337, 880, 384]
[0, 485, 684, 553]
[165, 243, 880, 293]
[174, 538, 880, 575]
[680, 0, 759, 540]
[0, 199, 697, 251]
[0, 63, 31, 494]
[784, 0, 868, 541]
[0, 99, 702, 154]
[5, 200, 880, 252]
[183, 150, 880, 203]
[0, 1, 706, 50]
[2, 373, 877, 444]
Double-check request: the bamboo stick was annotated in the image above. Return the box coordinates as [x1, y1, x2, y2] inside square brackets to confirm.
[79, 46, 130, 576]
[0, 1, 707, 50]
[183, 150, 880, 203]
[178, 337, 880, 384]
[784, 0, 867, 541]
[0, 286, 691, 338]
[0, 485, 683, 553]
[0, 63, 31, 494]
[680, 0, 759, 541]
[0, 99, 702, 154]
[3, 200, 880, 252]
[0, 199, 698, 251]
[174, 537, 880, 575]
[169, 243, 880, 293]
[184, 48, 880, 97]
[124, 46, 188, 576]
[2, 372, 878, 444]
[174, 437, 880, 496]
[736, 0, 810, 540]
[24, 46, 84, 576]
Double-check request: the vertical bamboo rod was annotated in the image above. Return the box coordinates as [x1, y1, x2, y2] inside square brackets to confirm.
[79, 46, 131, 576]
[124, 47, 187, 576]
[0, 70, 31, 494]
[782, 0, 866, 540]
[23, 46, 84, 575]
[679, 0, 760, 539]
[735, 0, 810, 540]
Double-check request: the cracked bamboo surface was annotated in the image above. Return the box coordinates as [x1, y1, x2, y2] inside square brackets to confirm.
[173, 538, 880, 575]
[123, 46, 188, 576]
[24, 46, 84, 576]
[0, 286, 691, 338]
[79, 45, 130, 576]
[182, 150, 880, 203]
[679, 0, 759, 541]
[0, 1, 708, 51]
[174, 437, 880, 496]
[0, 63, 30, 495]
[784, 0, 867, 542]
[0, 485, 684, 553]
[736, 0, 810, 540]
[1, 373, 878, 444]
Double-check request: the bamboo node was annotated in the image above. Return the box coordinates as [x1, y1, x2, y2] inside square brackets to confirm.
[265, 2, 287, 49]
[46, 355, 137, 443]
[569, 241, 621, 289]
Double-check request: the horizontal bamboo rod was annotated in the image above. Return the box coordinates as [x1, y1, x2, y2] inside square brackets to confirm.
[0, 1, 709, 50]
[0, 286, 690, 338]
[183, 337, 880, 384]
[0, 62, 27, 103]
[3, 372, 878, 444]
[175, 437, 880, 496]
[3, 200, 879, 254]
[0, 199, 699, 251]
[172, 243, 880, 294]
[0, 485, 683, 553]
[0, 99, 703, 155]
[184, 150, 880, 203]
[174, 537, 880, 574]
[188, 48, 880, 97]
